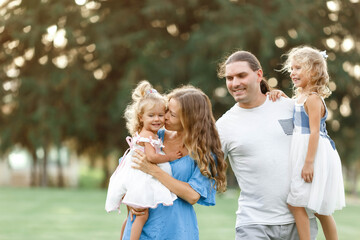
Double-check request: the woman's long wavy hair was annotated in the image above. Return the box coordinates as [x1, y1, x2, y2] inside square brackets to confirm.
[167, 86, 227, 192]
[124, 80, 166, 135]
[281, 46, 331, 98]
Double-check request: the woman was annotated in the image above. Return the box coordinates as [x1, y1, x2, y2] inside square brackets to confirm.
[121, 85, 228, 240]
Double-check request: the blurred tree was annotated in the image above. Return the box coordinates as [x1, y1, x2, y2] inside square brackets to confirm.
[0, 0, 359, 191]
[0, 0, 119, 186]
[320, 0, 360, 194]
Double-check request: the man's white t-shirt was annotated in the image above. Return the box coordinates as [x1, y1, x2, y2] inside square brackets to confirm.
[216, 97, 297, 227]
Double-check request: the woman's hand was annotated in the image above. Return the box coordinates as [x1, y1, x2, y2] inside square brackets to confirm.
[266, 89, 288, 101]
[132, 149, 158, 176]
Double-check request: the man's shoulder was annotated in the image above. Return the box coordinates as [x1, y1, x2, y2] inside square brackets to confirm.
[268, 96, 294, 104]
[267, 97, 295, 111]
[216, 104, 238, 124]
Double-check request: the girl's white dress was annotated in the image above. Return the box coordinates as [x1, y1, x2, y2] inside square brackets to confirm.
[105, 133, 177, 212]
[287, 97, 345, 215]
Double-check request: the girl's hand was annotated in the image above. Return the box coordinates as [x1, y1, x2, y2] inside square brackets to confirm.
[301, 162, 314, 183]
[168, 150, 183, 161]
[176, 151, 183, 159]
[266, 89, 288, 101]
[132, 149, 157, 175]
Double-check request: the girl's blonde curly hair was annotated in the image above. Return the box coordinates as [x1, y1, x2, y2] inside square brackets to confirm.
[281, 46, 332, 98]
[124, 80, 166, 135]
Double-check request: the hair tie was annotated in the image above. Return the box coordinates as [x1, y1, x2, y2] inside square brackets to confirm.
[320, 50, 328, 60]
[146, 88, 158, 95]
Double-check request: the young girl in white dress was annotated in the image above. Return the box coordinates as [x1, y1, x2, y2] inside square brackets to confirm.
[270, 46, 345, 240]
[105, 80, 180, 240]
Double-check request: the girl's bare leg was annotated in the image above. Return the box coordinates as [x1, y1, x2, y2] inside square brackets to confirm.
[120, 197, 130, 240]
[120, 218, 127, 240]
[314, 213, 338, 240]
[130, 208, 149, 240]
[120, 207, 130, 240]
[288, 204, 310, 240]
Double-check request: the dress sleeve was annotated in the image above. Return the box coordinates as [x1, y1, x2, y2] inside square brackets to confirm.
[188, 162, 216, 206]
[157, 129, 165, 141]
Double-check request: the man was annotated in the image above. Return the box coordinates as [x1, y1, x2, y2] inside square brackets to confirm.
[216, 50, 318, 239]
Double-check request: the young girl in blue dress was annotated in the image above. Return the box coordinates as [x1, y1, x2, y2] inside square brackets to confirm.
[105, 80, 181, 240]
[270, 46, 345, 240]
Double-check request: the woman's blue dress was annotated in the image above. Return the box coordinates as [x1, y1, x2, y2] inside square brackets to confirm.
[122, 129, 216, 240]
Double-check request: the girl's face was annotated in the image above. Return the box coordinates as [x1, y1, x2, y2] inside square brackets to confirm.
[290, 60, 310, 90]
[140, 104, 165, 134]
[165, 98, 183, 132]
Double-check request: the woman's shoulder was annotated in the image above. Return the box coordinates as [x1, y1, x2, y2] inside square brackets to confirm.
[157, 128, 166, 140]
[160, 129, 177, 139]
[158, 128, 177, 142]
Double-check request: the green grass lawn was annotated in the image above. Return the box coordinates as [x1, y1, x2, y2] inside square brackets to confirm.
[0, 187, 359, 240]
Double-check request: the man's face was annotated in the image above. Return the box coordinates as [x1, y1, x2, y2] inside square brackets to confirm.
[225, 61, 263, 108]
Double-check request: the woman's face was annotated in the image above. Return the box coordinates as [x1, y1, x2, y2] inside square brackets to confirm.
[165, 98, 183, 131]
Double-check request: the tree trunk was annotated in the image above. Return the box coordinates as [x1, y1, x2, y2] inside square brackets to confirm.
[101, 155, 111, 188]
[351, 161, 360, 196]
[41, 148, 48, 187]
[30, 148, 38, 187]
[57, 147, 64, 188]
[351, 172, 358, 196]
